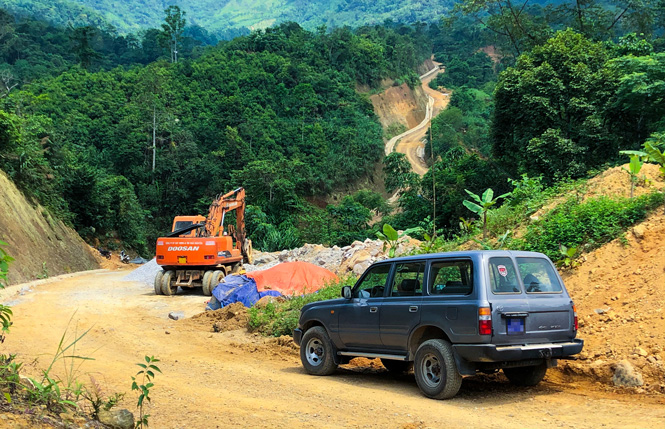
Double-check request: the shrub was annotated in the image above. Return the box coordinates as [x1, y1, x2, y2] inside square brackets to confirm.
[522, 192, 663, 260]
[248, 277, 356, 337]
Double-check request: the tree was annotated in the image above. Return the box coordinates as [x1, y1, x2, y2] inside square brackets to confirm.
[619, 151, 645, 198]
[69, 25, 101, 69]
[643, 133, 665, 213]
[452, 0, 550, 56]
[463, 188, 511, 240]
[492, 30, 614, 182]
[384, 152, 419, 193]
[161, 6, 186, 64]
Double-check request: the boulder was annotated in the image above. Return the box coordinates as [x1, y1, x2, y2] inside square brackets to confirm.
[612, 360, 643, 387]
[98, 409, 135, 429]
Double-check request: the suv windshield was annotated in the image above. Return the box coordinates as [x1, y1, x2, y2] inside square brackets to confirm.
[517, 257, 563, 293]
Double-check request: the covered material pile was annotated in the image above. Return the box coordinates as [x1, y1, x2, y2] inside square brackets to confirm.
[207, 261, 338, 310]
[247, 261, 338, 295]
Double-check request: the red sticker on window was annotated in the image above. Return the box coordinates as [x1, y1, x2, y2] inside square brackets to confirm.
[498, 265, 508, 277]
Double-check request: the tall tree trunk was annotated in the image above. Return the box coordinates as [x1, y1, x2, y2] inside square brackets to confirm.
[152, 106, 156, 173]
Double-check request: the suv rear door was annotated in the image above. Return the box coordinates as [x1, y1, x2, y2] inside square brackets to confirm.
[487, 256, 574, 345]
[379, 261, 425, 350]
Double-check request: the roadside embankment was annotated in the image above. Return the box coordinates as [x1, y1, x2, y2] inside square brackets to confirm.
[0, 170, 99, 284]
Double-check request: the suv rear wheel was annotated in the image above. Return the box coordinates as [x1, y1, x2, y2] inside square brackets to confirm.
[503, 362, 547, 386]
[414, 339, 462, 399]
[300, 327, 337, 376]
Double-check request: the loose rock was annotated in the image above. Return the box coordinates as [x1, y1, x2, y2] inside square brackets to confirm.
[612, 360, 644, 387]
[98, 409, 135, 429]
[168, 311, 185, 320]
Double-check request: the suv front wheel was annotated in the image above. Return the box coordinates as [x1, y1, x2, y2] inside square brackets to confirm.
[300, 326, 337, 376]
[414, 339, 462, 399]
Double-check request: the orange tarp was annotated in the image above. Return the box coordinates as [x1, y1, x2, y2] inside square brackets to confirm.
[246, 261, 338, 295]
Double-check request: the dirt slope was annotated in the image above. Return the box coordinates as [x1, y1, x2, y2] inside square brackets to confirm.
[4, 271, 664, 428]
[372, 60, 450, 176]
[0, 170, 99, 284]
[561, 210, 665, 392]
[370, 82, 428, 130]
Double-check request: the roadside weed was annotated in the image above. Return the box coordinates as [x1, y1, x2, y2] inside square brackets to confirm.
[131, 355, 161, 428]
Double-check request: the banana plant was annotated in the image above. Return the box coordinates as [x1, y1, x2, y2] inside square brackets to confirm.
[463, 188, 511, 240]
[626, 134, 665, 212]
[620, 150, 646, 198]
[644, 135, 665, 213]
[376, 224, 419, 258]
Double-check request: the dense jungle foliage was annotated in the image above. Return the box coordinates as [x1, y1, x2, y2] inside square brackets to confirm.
[0, 7, 431, 252]
[1, 0, 665, 256]
[0, 0, 453, 38]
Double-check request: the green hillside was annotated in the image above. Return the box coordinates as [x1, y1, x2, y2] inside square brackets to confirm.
[0, 0, 453, 36]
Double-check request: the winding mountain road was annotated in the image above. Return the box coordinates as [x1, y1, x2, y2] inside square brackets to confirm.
[385, 64, 450, 176]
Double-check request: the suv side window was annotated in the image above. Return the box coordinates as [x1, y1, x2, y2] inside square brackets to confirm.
[489, 257, 521, 294]
[517, 257, 563, 293]
[388, 262, 424, 297]
[353, 264, 391, 298]
[429, 260, 473, 295]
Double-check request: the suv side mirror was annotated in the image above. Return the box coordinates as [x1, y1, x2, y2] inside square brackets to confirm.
[342, 286, 352, 300]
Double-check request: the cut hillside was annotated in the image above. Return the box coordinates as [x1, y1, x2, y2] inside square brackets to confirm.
[560, 210, 665, 393]
[0, 170, 99, 284]
[370, 83, 428, 131]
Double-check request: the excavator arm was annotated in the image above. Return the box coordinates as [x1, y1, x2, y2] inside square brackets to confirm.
[202, 187, 252, 263]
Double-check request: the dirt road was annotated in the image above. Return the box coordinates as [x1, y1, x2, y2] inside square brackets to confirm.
[387, 66, 450, 176]
[3, 271, 664, 428]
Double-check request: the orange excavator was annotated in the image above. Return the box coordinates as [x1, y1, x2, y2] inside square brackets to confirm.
[154, 187, 253, 296]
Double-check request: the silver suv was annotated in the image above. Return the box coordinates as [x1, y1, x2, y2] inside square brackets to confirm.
[293, 250, 583, 399]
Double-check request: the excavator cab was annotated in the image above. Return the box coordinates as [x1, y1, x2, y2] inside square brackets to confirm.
[171, 215, 206, 237]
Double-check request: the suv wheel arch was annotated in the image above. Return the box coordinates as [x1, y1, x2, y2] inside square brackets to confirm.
[408, 325, 451, 359]
[302, 322, 343, 365]
[303, 320, 325, 332]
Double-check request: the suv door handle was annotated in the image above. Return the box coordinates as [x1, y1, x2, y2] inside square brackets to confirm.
[409, 306, 418, 313]
[369, 307, 378, 313]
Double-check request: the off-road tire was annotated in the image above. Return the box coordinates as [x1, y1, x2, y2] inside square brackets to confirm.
[300, 326, 337, 376]
[154, 270, 164, 295]
[202, 271, 213, 296]
[161, 270, 177, 296]
[414, 339, 462, 399]
[503, 363, 547, 386]
[243, 240, 253, 264]
[208, 270, 225, 292]
[381, 359, 412, 374]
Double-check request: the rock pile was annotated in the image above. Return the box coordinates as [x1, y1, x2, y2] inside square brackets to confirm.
[246, 236, 421, 277]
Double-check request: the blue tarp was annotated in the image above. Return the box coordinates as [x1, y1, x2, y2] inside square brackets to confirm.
[206, 275, 282, 311]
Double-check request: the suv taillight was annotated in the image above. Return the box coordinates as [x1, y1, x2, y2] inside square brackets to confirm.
[573, 304, 578, 331]
[479, 307, 492, 335]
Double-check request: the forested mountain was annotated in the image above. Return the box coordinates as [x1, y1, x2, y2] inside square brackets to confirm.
[0, 12, 431, 253]
[0, 7, 218, 88]
[2, 0, 664, 257]
[0, 0, 453, 38]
